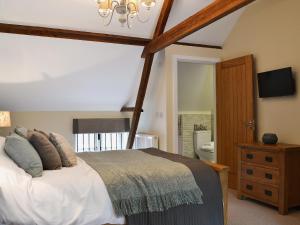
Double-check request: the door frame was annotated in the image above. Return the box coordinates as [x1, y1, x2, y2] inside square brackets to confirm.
[171, 55, 220, 155]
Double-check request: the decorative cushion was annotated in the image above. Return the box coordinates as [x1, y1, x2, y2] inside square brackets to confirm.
[29, 132, 62, 170]
[34, 129, 50, 139]
[4, 133, 43, 177]
[14, 126, 28, 139]
[49, 133, 77, 167]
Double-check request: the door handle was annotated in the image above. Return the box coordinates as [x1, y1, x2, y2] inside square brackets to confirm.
[245, 120, 255, 130]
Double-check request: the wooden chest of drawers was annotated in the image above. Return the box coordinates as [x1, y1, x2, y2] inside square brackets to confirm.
[237, 143, 300, 214]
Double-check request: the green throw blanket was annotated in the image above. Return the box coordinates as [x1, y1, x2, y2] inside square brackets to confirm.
[78, 150, 203, 216]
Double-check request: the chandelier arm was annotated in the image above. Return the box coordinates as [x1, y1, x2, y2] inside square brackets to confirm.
[103, 5, 117, 26]
[111, 0, 120, 7]
[127, 2, 138, 14]
[127, 14, 132, 29]
[98, 10, 111, 18]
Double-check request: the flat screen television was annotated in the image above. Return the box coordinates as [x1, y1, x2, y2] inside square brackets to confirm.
[258, 67, 295, 98]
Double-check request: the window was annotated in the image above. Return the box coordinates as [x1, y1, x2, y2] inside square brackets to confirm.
[75, 132, 129, 152]
[73, 118, 130, 152]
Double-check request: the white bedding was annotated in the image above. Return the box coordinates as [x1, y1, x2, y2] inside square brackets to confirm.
[0, 137, 125, 225]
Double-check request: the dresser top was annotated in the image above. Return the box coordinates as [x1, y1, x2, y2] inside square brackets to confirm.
[238, 142, 300, 152]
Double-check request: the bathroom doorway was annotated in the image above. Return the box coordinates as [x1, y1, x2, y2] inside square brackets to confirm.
[173, 56, 219, 162]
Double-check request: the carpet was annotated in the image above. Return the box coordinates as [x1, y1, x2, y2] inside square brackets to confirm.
[228, 190, 300, 225]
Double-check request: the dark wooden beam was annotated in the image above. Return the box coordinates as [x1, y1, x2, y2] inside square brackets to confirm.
[126, 0, 174, 149]
[175, 42, 222, 49]
[0, 23, 149, 46]
[142, 0, 255, 57]
[152, 0, 175, 38]
[120, 107, 143, 112]
[126, 54, 154, 149]
[0, 22, 223, 49]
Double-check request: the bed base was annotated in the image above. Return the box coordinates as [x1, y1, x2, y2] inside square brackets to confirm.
[105, 161, 229, 225]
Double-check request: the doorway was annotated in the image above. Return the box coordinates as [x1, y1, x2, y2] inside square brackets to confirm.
[172, 55, 255, 189]
[172, 56, 220, 161]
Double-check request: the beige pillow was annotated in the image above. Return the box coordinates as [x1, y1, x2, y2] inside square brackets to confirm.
[34, 129, 50, 139]
[49, 133, 77, 167]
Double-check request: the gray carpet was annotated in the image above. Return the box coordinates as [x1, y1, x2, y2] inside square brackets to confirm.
[228, 190, 300, 225]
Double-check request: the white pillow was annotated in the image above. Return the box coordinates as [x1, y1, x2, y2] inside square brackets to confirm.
[0, 136, 5, 156]
[0, 137, 33, 225]
[0, 136, 27, 175]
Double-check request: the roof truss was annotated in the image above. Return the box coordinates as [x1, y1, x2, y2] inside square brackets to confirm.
[126, 0, 175, 149]
[0, 1, 255, 149]
[0, 23, 221, 48]
[127, 0, 255, 149]
[142, 0, 255, 57]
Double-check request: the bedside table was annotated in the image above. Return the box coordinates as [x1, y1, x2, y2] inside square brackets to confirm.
[237, 143, 300, 215]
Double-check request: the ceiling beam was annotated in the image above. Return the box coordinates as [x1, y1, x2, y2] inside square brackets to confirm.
[126, 0, 174, 149]
[0, 23, 222, 49]
[175, 42, 222, 49]
[152, 0, 175, 38]
[0, 23, 149, 46]
[120, 107, 144, 112]
[142, 0, 255, 57]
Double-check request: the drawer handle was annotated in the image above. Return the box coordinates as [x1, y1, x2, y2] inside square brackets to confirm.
[246, 154, 254, 159]
[265, 156, 273, 163]
[246, 184, 253, 190]
[265, 190, 273, 197]
[246, 169, 253, 175]
[265, 173, 273, 180]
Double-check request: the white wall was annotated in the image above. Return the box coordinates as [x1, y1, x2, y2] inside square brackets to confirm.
[0, 33, 143, 111]
[178, 62, 214, 112]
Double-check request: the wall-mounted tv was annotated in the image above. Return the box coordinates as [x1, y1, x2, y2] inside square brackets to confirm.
[258, 67, 295, 98]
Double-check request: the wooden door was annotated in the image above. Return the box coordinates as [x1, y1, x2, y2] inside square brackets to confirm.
[216, 55, 255, 189]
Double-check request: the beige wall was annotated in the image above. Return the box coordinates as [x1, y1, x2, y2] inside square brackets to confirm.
[0, 111, 131, 147]
[222, 0, 300, 144]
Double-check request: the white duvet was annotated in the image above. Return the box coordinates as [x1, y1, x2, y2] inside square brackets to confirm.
[0, 137, 125, 225]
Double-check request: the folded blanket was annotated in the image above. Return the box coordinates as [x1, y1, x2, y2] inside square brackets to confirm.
[127, 148, 224, 225]
[78, 150, 203, 216]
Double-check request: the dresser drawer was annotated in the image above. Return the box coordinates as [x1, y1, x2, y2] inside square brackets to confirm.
[241, 163, 279, 186]
[241, 150, 279, 167]
[241, 179, 279, 204]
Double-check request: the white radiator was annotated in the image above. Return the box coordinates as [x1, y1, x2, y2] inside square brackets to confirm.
[134, 133, 159, 149]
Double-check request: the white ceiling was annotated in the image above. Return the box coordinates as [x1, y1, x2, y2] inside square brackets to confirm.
[0, 0, 247, 111]
[0, 0, 244, 45]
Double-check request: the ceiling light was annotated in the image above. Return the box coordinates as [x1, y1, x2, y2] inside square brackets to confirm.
[96, 0, 157, 28]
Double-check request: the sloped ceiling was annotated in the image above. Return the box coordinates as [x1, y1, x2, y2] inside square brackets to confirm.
[0, 0, 245, 111]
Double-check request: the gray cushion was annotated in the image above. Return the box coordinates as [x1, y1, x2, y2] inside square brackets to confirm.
[4, 133, 43, 177]
[29, 132, 62, 170]
[14, 126, 28, 139]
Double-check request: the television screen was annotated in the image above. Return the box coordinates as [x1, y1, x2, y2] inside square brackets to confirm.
[258, 67, 295, 98]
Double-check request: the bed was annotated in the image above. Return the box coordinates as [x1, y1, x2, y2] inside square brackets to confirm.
[0, 137, 228, 225]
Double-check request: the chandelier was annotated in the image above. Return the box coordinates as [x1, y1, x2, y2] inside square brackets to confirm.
[96, 0, 156, 28]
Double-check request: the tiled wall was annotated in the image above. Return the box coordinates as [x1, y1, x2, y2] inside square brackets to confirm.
[178, 113, 213, 158]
